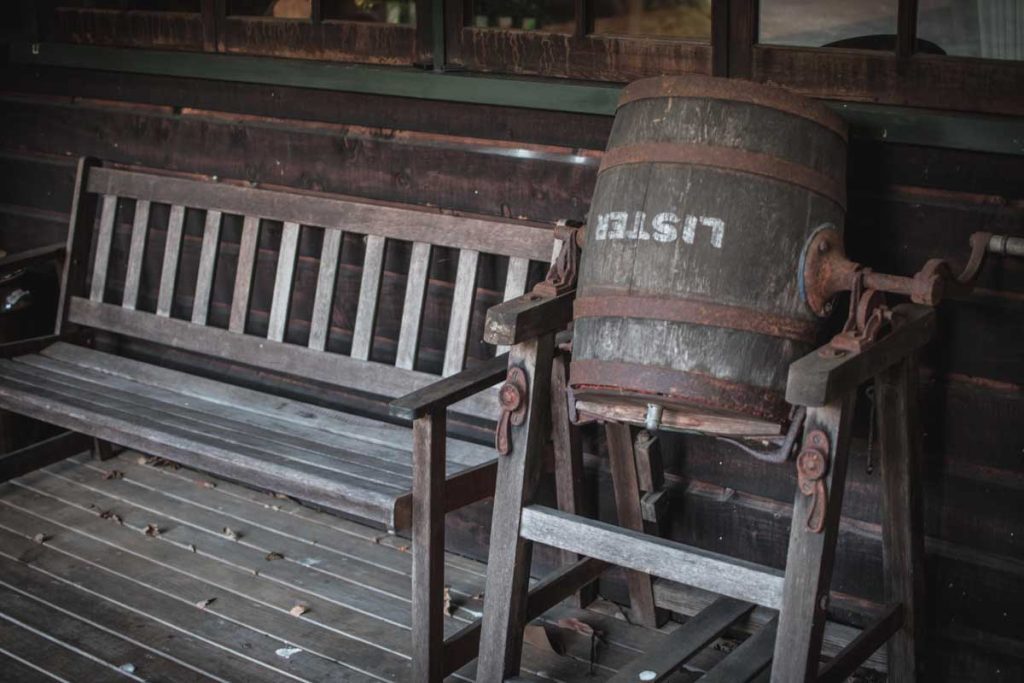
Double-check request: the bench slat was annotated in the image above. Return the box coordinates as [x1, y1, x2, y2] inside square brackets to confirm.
[191, 209, 222, 325]
[155, 205, 185, 317]
[41, 343, 496, 469]
[267, 221, 300, 343]
[497, 255, 530, 354]
[228, 215, 260, 334]
[87, 167, 554, 261]
[443, 249, 480, 377]
[308, 228, 343, 352]
[68, 299, 500, 418]
[351, 235, 386, 361]
[395, 241, 432, 371]
[88, 194, 118, 302]
[121, 199, 150, 310]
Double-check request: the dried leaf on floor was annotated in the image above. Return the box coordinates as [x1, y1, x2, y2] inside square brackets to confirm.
[273, 492, 289, 500]
[117, 663, 135, 674]
[143, 524, 161, 537]
[396, 544, 410, 553]
[33, 533, 49, 544]
[524, 623, 565, 655]
[556, 617, 596, 637]
[223, 527, 240, 541]
[99, 510, 124, 525]
[442, 587, 455, 616]
[188, 544, 197, 553]
[195, 598, 216, 609]
[196, 479, 216, 489]
[290, 604, 309, 617]
[102, 470, 124, 480]
[265, 552, 284, 561]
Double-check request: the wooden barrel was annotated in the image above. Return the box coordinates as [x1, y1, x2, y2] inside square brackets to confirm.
[570, 75, 847, 428]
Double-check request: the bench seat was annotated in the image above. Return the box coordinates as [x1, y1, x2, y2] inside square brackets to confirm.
[0, 343, 496, 529]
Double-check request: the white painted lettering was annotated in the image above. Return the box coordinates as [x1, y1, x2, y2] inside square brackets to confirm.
[595, 213, 610, 240]
[607, 211, 628, 239]
[638, 212, 652, 240]
[681, 214, 698, 244]
[651, 212, 679, 242]
[626, 211, 645, 239]
[700, 216, 725, 248]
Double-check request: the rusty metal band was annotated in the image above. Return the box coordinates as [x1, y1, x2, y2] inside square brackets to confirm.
[618, 75, 847, 140]
[574, 294, 818, 344]
[598, 143, 846, 210]
[570, 359, 790, 424]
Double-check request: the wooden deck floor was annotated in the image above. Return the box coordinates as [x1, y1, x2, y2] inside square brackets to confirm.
[0, 449, 720, 682]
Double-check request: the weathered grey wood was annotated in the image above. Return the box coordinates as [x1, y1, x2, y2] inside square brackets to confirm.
[771, 394, 856, 682]
[121, 198, 150, 310]
[786, 304, 935, 407]
[605, 421, 665, 628]
[653, 580, 888, 672]
[155, 204, 185, 317]
[412, 412, 445, 683]
[476, 334, 555, 681]
[0, 431, 91, 483]
[307, 227, 343, 351]
[876, 357, 927, 682]
[57, 158, 101, 334]
[87, 193, 117, 303]
[266, 221, 300, 343]
[550, 353, 596, 608]
[351, 234, 386, 361]
[228, 215, 260, 334]
[190, 209, 222, 325]
[610, 597, 754, 682]
[519, 506, 786, 609]
[483, 290, 574, 347]
[575, 400, 782, 437]
[443, 249, 480, 377]
[87, 167, 554, 261]
[496, 256, 530, 354]
[817, 605, 902, 683]
[701, 617, 779, 683]
[68, 299, 500, 417]
[91, 437, 114, 462]
[395, 241, 432, 370]
[0, 608, 130, 682]
[390, 353, 507, 420]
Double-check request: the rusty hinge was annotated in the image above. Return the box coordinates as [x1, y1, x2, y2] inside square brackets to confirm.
[496, 366, 529, 456]
[796, 429, 831, 533]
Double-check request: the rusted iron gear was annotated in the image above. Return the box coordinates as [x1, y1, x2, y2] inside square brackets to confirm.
[495, 366, 529, 456]
[796, 429, 831, 533]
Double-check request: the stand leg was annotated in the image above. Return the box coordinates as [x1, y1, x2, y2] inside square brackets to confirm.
[550, 353, 596, 608]
[477, 334, 555, 681]
[771, 394, 855, 682]
[605, 422, 668, 628]
[877, 357, 926, 681]
[411, 412, 445, 683]
[92, 438, 115, 461]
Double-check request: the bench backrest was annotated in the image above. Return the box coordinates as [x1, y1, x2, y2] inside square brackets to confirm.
[60, 160, 558, 419]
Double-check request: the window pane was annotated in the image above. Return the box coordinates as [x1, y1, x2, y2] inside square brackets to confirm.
[469, 1, 575, 32]
[592, 0, 712, 40]
[919, 0, 1023, 60]
[323, 0, 417, 24]
[57, 1, 201, 9]
[227, 0, 310, 17]
[760, 0, 899, 49]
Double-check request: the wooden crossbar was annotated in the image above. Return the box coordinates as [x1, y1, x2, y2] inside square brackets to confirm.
[519, 505, 785, 608]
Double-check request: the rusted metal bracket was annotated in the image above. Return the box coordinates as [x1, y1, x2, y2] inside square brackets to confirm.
[496, 366, 529, 456]
[534, 222, 583, 297]
[716, 406, 807, 463]
[797, 429, 831, 533]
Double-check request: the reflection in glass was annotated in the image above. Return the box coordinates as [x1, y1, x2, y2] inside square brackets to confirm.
[760, 0, 898, 49]
[470, 1, 575, 32]
[919, 0, 1023, 60]
[226, 0, 415, 23]
[592, 0, 712, 39]
[56, 1, 201, 9]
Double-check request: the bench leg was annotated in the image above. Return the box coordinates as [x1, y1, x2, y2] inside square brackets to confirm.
[550, 353, 597, 608]
[412, 412, 446, 683]
[477, 334, 555, 681]
[771, 394, 855, 682]
[877, 358, 926, 681]
[605, 422, 668, 628]
[1, 431, 93, 483]
[92, 438, 116, 461]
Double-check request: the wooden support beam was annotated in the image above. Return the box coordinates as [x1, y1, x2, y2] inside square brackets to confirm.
[0, 431, 92, 483]
[520, 506, 785, 609]
[701, 617, 778, 683]
[411, 411, 445, 683]
[610, 597, 754, 682]
[817, 604, 903, 683]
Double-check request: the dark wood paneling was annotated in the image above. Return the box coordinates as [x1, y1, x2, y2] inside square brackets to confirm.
[51, 8, 205, 51]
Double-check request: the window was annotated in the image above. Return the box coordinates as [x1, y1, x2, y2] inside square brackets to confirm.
[918, 0, 1023, 60]
[759, 0, 898, 49]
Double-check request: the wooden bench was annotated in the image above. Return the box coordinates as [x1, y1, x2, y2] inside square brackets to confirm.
[0, 157, 563, 535]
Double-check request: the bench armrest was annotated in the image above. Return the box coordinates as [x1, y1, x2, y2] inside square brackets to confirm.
[389, 353, 509, 420]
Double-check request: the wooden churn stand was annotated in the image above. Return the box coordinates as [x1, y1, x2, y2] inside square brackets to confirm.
[469, 76, 1024, 682]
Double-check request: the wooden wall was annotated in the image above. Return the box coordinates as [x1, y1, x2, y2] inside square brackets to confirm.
[0, 63, 1021, 681]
